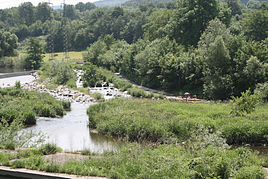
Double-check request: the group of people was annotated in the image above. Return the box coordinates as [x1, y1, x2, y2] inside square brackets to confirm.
[183, 92, 197, 99]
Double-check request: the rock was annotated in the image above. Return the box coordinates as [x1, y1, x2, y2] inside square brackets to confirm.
[106, 93, 113, 96]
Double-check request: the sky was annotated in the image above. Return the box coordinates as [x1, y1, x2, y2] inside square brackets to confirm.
[0, 0, 98, 9]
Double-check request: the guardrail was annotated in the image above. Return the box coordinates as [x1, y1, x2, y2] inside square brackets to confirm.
[0, 71, 35, 79]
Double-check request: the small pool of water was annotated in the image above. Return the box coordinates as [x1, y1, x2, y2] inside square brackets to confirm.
[25, 102, 122, 153]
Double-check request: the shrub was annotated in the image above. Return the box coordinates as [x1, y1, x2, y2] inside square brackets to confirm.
[61, 101, 71, 111]
[234, 166, 265, 179]
[66, 79, 77, 88]
[15, 81, 21, 89]
[127, 87, 147, 97]
[23, 110, 36, 125]
[231, 89, 260, 116]
[254, 82, 268, 102]
[47, 60, 76, 85]
[39, 144, 58, 155]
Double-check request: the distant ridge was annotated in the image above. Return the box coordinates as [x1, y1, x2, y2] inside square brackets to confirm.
[94, 0, 128, 7]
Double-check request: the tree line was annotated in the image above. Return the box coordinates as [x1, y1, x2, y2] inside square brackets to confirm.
[0, 0, 267, 99]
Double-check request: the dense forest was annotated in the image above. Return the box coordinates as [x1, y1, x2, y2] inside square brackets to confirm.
[0, 0, 267, 100]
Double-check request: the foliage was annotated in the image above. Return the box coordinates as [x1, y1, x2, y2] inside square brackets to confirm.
[0, 0, 267, 100]
[0, 119, 45, 150]
[0, 30, 18, 57]
[243, 8, 268, 41]
[231, 89, 260, 116]
[1, 144, 265, 178]
[15, 81, 21, 89]
[82, 62, 105, 87]
[254, 82, 268, 102]
[0, 88, 69, 126]
[25, 38, 44, 70]
[44, 60, 76, 86]
[169, 0, 219, 46]
[87, 98, 268, 145]
[39, 144, 58, 155]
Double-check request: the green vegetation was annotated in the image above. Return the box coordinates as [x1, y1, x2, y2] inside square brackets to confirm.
[231, 89, 260, 116]
[0, 144, 265, 178]
[1, 0, 267, 100]
[87, 98, 268, 145]
[39, 59, 76, 88]
[0, 30, 18, 57]
[82, 63, 165, 98]
[25, 38, 44, 70]
[0, 88, 70, 126]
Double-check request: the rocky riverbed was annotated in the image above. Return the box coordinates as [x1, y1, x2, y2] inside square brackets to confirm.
[22, 71, 131, 103]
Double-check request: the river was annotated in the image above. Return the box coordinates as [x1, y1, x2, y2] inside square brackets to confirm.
[0, 72, 122, 153]
[26, 102, 121, 153]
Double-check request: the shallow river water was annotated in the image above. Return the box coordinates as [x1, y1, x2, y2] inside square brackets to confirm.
[0, 73, 121, 153]
[26, 102, 121, 153]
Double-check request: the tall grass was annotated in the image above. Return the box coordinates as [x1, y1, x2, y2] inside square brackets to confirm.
[0, 144, 265, 178]
[87, 98, 268, 145]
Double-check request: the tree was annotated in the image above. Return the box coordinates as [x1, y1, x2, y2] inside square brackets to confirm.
[36, 2, 52, 23]
[169, 0, 219, 47]
[18, 2, 35, 26]
[224, 0, 243, 16]
[202, 36, 233, 100]
[0, 30, 18, 57]
[25, 38, 44, 70]
[82, 63, 104, 87]
[243, 9, 268, 41]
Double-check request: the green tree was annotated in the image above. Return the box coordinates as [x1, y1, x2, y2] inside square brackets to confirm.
[36, 2, 52, 23]
[243, 9, 268, 41]
[202, 36, 232, 100]
[169, 0, 219, 46]
[25, 38, 44, 70]
[0, 30, 18, 57]
[18, 2, 35, 26]
[224, 0, 243, 16]
[82, 62, 104, 87]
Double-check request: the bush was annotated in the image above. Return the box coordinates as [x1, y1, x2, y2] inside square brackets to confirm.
[254, 82, 268, 102]
[235, 166, 265, 179]
[61, 101, 71, 111]
[15, 81, 21, 89]
[231, 89, 260, 116]
[23, 110, 36, 125]
[39, 144, 58, 155]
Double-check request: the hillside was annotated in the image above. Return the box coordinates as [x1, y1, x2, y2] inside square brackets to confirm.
[94, 0, 128, 7]
[123, 0, 176, 7]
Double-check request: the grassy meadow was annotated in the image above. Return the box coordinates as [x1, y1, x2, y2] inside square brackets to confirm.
[43, 51, 86, 62]
[87, 98, 268, 145]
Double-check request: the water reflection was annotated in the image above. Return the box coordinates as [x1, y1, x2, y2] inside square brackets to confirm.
[26, 103, 122, 153]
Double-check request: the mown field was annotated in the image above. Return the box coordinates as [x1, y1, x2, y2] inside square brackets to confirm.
[43, 51, 85, 61]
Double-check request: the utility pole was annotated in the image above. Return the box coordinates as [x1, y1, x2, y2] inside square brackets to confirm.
[47, 0, 54, 60]
[62, 0, 69, 60]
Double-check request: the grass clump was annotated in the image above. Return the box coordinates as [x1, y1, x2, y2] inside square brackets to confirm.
[87, 98, 268, 145]
[39, 144, 58, 155]
[0, 88, 70, 126]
